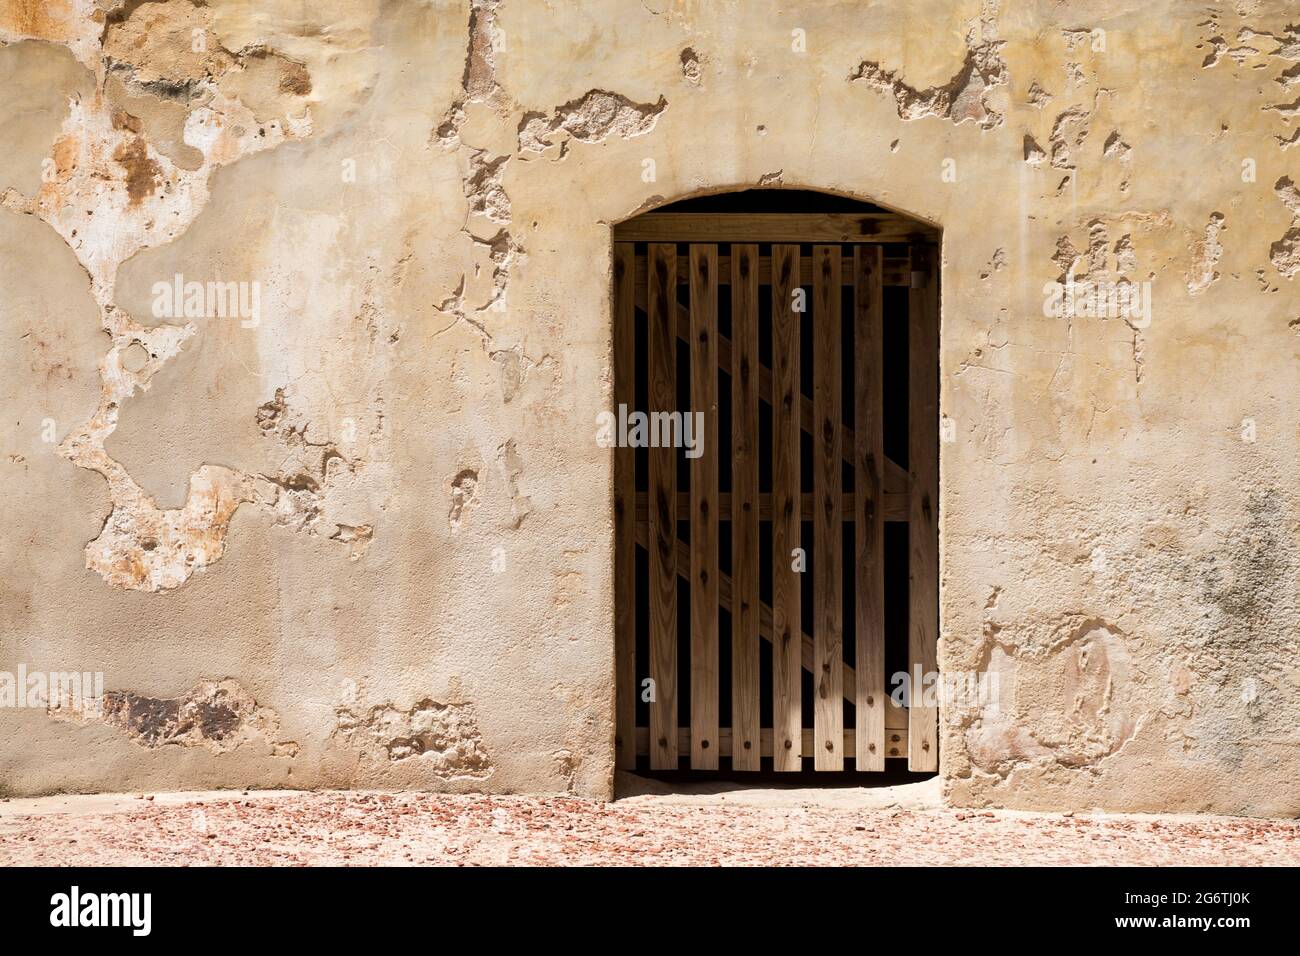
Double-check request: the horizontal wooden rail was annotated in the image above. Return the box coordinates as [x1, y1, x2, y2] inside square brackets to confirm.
[633, 255, 913, 288]
[635, 492, 907, 522]
[615, 213, 939, 244]
[633, 725, 910, 759]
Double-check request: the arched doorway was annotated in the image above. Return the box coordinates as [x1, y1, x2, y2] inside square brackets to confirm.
[610, 190, 939, 776]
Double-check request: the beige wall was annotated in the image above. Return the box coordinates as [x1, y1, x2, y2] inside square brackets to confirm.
[0, 0, 1296, 815]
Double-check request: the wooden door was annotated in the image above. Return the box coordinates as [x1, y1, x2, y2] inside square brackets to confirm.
[612, 211, 939, 773]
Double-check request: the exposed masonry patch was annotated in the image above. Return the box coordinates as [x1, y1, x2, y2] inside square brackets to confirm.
[497, 439, 532, 530]
[51, 679, 298, 756]
[1051, 234, 1081, 283]
[848, 27, 1008, 130]
[1253, 268, 1276, 294]
[491, 342, 553, 404]
[1085, 220, 1110, 276]
[1050, 215, 1164, 384]
[1200, 18, 1300, 277]
[333, 698, 492, 777]
[1048, 105, 1090, 170]
[330, 524, 373, 561]
[757, 169, 783, 186]
[980, 248, 1007, 280]
[87, 466, 256, 592]
[1115, 235, 1137, 274]
[102, 0, 312, 113]
[1226, 22, 1300, 64]
[465, 150, 511, 224]
[428, 0, 664, 479]
[517, 89, 668, 157]
[1200, 34, 1249, 70]
[1186, 212, 1226, 295]
[1051, 224, 1132, 287]
[253, 387, 357, 536]
[1263, 97, 1300, 120]
[471, 230, 524, 318]
[1102, 130, 1132, 192]
[432, 0, 525, 347]
[1027, 80, 1052, 109]
[433, 0, 505, 148]
[679, 47, 702, 84]
[554, 749, 581, 792]
[1023, 133, 1045, 165]
[1270, 176, 1300, 279]
[0, 0, 322, 592]
[1061, 29, 1094, 53]
[448, 468, 480, 532]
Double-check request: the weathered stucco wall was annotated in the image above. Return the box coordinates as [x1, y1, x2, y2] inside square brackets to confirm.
[1, 0, 1296, 815]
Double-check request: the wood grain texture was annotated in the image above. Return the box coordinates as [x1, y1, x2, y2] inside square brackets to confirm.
[853, 245, 886, 770]
[689, 244, 719, 769]
[648, 242, 678, 770]
[812, 245, 844, 771]
[770, 243, 802, 771]
[632, 254, 915, 289]
[730, 243, 761, 770]
[633, 492, 906, 522]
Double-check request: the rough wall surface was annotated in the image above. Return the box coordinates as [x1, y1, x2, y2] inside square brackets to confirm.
[0, 0, 1295, 815]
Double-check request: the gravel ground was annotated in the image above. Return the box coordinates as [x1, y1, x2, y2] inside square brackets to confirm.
[1, 784, 1296, 866]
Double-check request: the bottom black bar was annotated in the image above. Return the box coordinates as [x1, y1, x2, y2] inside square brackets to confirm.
[0, 866, 1281, 941]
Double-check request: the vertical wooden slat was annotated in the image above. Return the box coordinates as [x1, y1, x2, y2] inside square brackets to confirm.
[648, 242, 678, 770]
[908, 244, 940, 772]
[770, 244, 802, 771]
[812, 245, 844, 770]
[853, 246, 886, 771]
[730, 243, 760, 770]
[613, 243, 637, 770]
[689, 244, 719, 769]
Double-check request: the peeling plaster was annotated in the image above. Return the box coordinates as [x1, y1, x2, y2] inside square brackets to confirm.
[1200, 16, 1300, 277]
[1270, 176, 1300, 278]
[679, 46, 701, 84]
[333, 697, 492, 777]
[497, 438, 532, 530]
[849, 22, 1008, 130]
[51, 679, 296, 755]
[518, 89, 668, 156]
[0, 0, 321, 591]
[1187, 212, 1227, 295]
